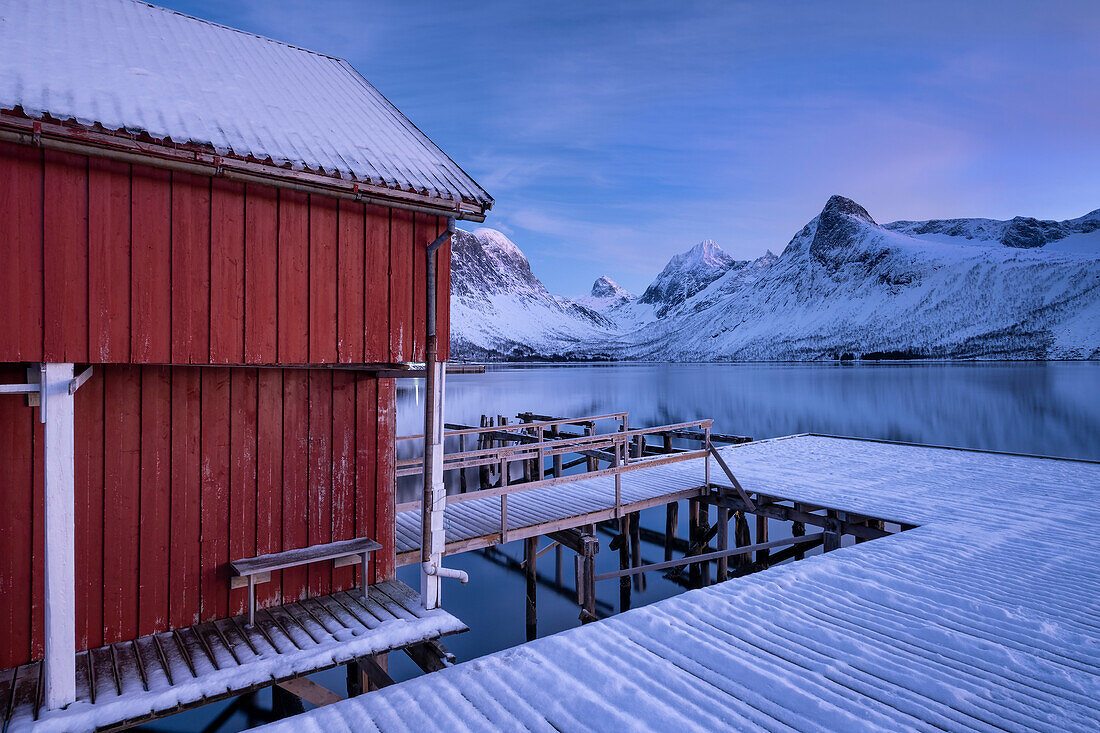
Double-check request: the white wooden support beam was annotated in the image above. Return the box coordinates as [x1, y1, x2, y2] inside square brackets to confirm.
[42, 363, 76, 709]
[420, 361, 447, 609]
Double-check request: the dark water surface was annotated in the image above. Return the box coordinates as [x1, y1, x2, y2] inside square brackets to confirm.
[150, 362, 1100, 730]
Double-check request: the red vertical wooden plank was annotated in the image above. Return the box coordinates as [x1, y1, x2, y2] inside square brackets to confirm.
[337, 200, 366, 363]
[102, 366, 141, 643]
[277, 191, 309, 364]
[354, 375, 378, 587]
[75, 367, 104, 651]
[171, 172, 211, 363]
[88, 157, 132, 363]
[244, 185, 278, 363]
[200, 368, 231, 621]
[138, 366, 171, 636]
[131, 166, 172, 363]
[363, 206, 390, 362]
[31, 417, 45, 660]
[309, 196, 338, 363]
[0, 142, 43, 361]
[331, 370, 357, 590]
[228, 368, 258, 616]
[413, 213, 429, 362]
[389, 210, 414, 362]
[170, 367, 202, 628]
[307, 370, 333, 596]
[374, 378, 396, 582]
[0, 367, 35, 667]
[436, 218, 452, 361]
[43, 150, 89, 362]
[281, 370, 309, 602]
[210, 180, 245, 364]
[255, 369, 283, 608]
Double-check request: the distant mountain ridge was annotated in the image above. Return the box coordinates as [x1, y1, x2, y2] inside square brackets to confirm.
[449, 197, 1100, 361]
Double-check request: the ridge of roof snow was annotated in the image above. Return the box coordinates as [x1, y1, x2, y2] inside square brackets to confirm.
[0, 0, 492, 209]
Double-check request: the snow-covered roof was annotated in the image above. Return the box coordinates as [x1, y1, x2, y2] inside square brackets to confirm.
[258, 435, 1100, 732]
[0, 0, 492, 210]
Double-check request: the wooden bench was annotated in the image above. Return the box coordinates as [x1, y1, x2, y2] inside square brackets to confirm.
[230, 536, 382, 625]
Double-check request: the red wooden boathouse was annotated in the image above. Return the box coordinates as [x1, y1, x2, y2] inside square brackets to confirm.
[0, 0, 490, 725]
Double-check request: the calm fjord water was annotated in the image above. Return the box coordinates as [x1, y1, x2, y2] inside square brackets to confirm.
[399, 362, 1100, 461]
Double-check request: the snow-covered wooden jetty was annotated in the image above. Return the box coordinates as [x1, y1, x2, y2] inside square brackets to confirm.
[258, 435, 1100, 732]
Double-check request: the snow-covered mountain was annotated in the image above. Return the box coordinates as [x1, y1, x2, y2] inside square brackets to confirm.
[449, 228, 615, 360]
[638, 239, 741, 316]
[575, 276, 635, 313]
[449, 198, 1100, 361]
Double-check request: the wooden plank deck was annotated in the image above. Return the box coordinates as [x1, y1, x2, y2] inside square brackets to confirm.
[394, 455, 710, 565]
[1, 580, 466, 733]
[263, 436, 1100, 732]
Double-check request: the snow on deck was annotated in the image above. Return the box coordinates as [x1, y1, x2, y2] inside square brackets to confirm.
[0, 0, 491, 207]
[3, 580, 466, 733]
[395, 455, 709, 564]
[262, 435, 1100, 732]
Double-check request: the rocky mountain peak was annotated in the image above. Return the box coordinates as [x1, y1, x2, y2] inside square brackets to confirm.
[450, 228, 550, 299]
[590, 276, 632, 299]
[639, 239, 739, 314]
[809, 196, 879, 266]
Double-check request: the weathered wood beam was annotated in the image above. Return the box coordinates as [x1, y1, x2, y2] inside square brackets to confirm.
[594, 533, 826, 581]
[276, 677, 343, 708]
[707, 446, 756, 511]
[403, 640, 455, 674]
[355, 655, 395, 690]
[704, 494, 894, 541]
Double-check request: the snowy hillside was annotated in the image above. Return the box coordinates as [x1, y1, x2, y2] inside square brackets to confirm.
[449, 228, 615, 360]
[449, 199, 1100, 361]
[576, 276, 635, 313]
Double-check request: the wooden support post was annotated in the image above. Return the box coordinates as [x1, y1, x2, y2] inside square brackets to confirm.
[478, 416, 491, 489]
[824, 509, 841, 553]
[792, 502, 806, 560]
[734, 511, 751, 572]
[756, 510, 770, 568]
[630, 511, 645, 592]
[687, 498, 701, 587]
[420, 360, 446, 610]
[699, 503, 711, 586]
[555, 543, 564, 589]
[585, 422, 596, 471]
[551, 424, 564, 477]
[575, 525, 598, 623]
[42, 363, 77, 709]
[358, 654, 394, 690]
[716, 506, 729, 581]
[458, 433, 468, 493]
[664, 501, 678, 562]
[525, 536, 538, 641]
[613, 438, 622, 519]
[616, 517, 631, 613]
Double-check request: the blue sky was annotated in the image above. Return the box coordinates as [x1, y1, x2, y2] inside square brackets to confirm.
[162, 0, 1100, 295]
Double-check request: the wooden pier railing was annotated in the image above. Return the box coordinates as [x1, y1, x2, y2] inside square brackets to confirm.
[395, 418, 714, 537]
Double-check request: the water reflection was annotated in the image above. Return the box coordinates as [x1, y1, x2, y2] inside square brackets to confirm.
[398, 362, 1100, 462]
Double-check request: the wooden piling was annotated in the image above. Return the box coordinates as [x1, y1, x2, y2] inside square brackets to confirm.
[458, 433, 468, 493]
[551, 424, 564, 477]
[756, 510, 770, 568]
[734, 511, 751, 572]
[664, 501, 679, 563]
[525, 537, 538, 641]
[699, 503, 711, 586]
[687, 498, 701, 587]
[792, 502, 806, 560]
[629, 511, 645, 592]
[716, 506, 729, 581]
[824, 509, 841, 552]
[616, 517, 631, 613]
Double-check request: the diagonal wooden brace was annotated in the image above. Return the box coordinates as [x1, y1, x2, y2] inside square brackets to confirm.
[708, 445, 756, 512]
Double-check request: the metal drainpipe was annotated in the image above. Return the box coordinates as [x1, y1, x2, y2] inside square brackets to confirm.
[422, 217, 467, 609]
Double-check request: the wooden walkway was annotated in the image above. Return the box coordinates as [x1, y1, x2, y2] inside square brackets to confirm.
[394, 453, 709, 565]
[1, 580, 466, 733]
[261, 436, 1100, 732]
